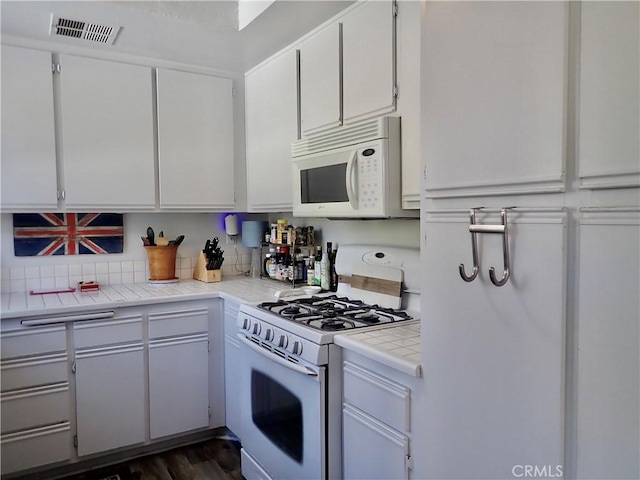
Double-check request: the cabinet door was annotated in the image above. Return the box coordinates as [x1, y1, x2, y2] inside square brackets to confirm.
[59, 54, 155, 210]
[223, 301, 242, 437]
[423, 2, 567, 198]
[578, 2, 639, 189]
[421, 211, 566, 479]
[343, 404, 409, 480]
[149, 335, 210, 439]
[299, 23, 341, 136]
[245, 49, 298, 212]
[576, 211, 639, 479]
[342, 0, 396, 125]
[157, 69, 234, 209]
[1, 45, 58, 211]
[74, 344, 145, 456]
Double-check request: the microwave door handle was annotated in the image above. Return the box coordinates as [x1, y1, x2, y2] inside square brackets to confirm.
[236, 333, 319, 377]
[345, 150, 358, 210]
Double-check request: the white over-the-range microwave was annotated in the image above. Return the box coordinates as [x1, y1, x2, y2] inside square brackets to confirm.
[291, 116, 418, 218]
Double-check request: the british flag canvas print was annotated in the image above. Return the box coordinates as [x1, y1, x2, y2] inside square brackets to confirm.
[13, 213, 124, 256]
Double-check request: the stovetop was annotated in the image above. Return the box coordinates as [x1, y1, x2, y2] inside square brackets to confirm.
[257, 295, 413, 332]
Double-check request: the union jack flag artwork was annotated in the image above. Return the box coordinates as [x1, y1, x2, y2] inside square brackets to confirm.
[13, 213, 124, 256]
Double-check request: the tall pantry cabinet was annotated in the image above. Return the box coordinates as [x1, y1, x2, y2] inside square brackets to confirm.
[419, 2, 639, 480]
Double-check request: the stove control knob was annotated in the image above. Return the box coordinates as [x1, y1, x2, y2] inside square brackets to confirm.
[252, 322, 261, 336]
[290, 340, 303, 355]
[262, 328, 274, 342]
[241, 317, 251, 331]
[278, 335, 288, 349]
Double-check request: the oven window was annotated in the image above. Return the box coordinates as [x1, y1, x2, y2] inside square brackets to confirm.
[251, 370, 303, 463]
[300, 164, 348, 204]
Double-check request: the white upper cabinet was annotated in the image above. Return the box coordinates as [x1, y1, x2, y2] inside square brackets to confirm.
[342, 0, 396, 124]
[578, 2, 639, 189]
[299, 0, 397, 137]
[157, 69, 234, 210]
[1, 45, 58, 211]
[299, 23, 342, 136]
[423, 2, 567, 198]
[59, 54, 156, 210]
[245, 49, 298, 212]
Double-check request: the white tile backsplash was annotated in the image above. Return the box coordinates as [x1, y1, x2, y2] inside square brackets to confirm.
[54, 265, 68, 277]
[40, 266, 54, 278]
[10, 267, 25, 280]
[0, 256, 250, 292]
[82, 264, 96, 276]
[25, 266, 40, 279]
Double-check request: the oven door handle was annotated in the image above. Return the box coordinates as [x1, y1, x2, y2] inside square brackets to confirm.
[236, 333, 319, 377]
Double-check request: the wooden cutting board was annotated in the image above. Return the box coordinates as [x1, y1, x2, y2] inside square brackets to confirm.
[341, 264, 403, 309]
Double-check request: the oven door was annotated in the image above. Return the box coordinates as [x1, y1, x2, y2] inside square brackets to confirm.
[237, 332, 326, 480]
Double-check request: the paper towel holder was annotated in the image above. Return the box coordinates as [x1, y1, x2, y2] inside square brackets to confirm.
[224, 214, 239, 236]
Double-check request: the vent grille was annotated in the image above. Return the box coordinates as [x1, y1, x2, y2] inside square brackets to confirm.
[292, 117, 394, 158]
[51, 16, 120, 45]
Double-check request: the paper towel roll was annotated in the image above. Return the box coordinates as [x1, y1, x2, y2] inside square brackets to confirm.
[242, 221, 267, 248]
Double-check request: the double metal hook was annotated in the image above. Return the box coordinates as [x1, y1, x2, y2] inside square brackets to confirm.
[459, 208, 511, 287]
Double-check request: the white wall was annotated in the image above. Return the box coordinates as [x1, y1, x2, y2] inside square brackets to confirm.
[0, 212, 269, 292]
[1, 212, 419, 293]
[267, 213, 421, 250]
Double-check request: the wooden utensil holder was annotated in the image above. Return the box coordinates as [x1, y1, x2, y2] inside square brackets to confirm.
[193, 252, 221, 283]
[145, 245, 179, 281]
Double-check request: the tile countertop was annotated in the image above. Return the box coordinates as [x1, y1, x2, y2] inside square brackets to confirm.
[0, 277, 286, 320]
[1, 277, 422, 377]
[334, 322, 422, 378]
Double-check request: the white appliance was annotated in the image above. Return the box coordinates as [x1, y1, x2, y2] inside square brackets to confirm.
[292, 117, 417, 218]
[236, 245, 420, 480]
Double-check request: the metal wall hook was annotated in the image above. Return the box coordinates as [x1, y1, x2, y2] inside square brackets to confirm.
[459, 207, 512, 287]
[459, 208, 481, 282]
[488, 209, 510, 287]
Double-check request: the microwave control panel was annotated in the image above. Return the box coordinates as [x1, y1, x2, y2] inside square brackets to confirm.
[358, 147, 383, 210]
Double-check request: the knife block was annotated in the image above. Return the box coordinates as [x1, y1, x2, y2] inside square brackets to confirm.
[193, 252, 221, 283]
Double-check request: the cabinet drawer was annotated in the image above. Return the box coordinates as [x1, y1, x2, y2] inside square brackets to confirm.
[1, 422, 71, 474]
[1, 325, 66, 359]
[1, 353, 68, 391]
[74, 315, 142, 348]
[1, 382, 69, 433]
[148, 308, 208, 339]
[343, 361, 411, 432]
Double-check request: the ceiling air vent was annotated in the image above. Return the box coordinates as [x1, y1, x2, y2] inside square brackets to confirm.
[50, 15, 121, 45]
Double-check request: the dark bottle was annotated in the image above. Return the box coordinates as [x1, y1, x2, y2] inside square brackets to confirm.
[329, 243, 338, 292]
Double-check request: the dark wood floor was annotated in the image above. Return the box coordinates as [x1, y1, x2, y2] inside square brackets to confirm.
[59, 437, 242, 480]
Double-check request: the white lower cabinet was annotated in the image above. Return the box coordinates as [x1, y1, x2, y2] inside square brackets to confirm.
[1, 299, 223, 475]
[343, 404, 409, 480]
[575, 210, 640, 479]
[148, 307, 210, 439]
[342, 357, 414, 480]
[223, 300, 242, 438]
[73, 314, 146, 457]
[0, 325, 71, 474]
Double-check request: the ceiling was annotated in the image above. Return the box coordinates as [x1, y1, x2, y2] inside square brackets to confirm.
[0, 0, 354, 73]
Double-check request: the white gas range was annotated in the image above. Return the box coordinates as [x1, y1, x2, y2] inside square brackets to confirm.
[235, 245, 420, 480]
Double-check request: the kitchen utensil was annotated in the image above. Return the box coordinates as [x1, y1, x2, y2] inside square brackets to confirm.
[174, 235, 185, 246]
[146, 227, 155, 246]
[30, 287, 76, 295]
[141, 236, 150, 246]
[274, 286, 321, 298]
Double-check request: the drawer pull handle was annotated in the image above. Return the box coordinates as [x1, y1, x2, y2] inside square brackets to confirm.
[21, 311, 115, 326]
